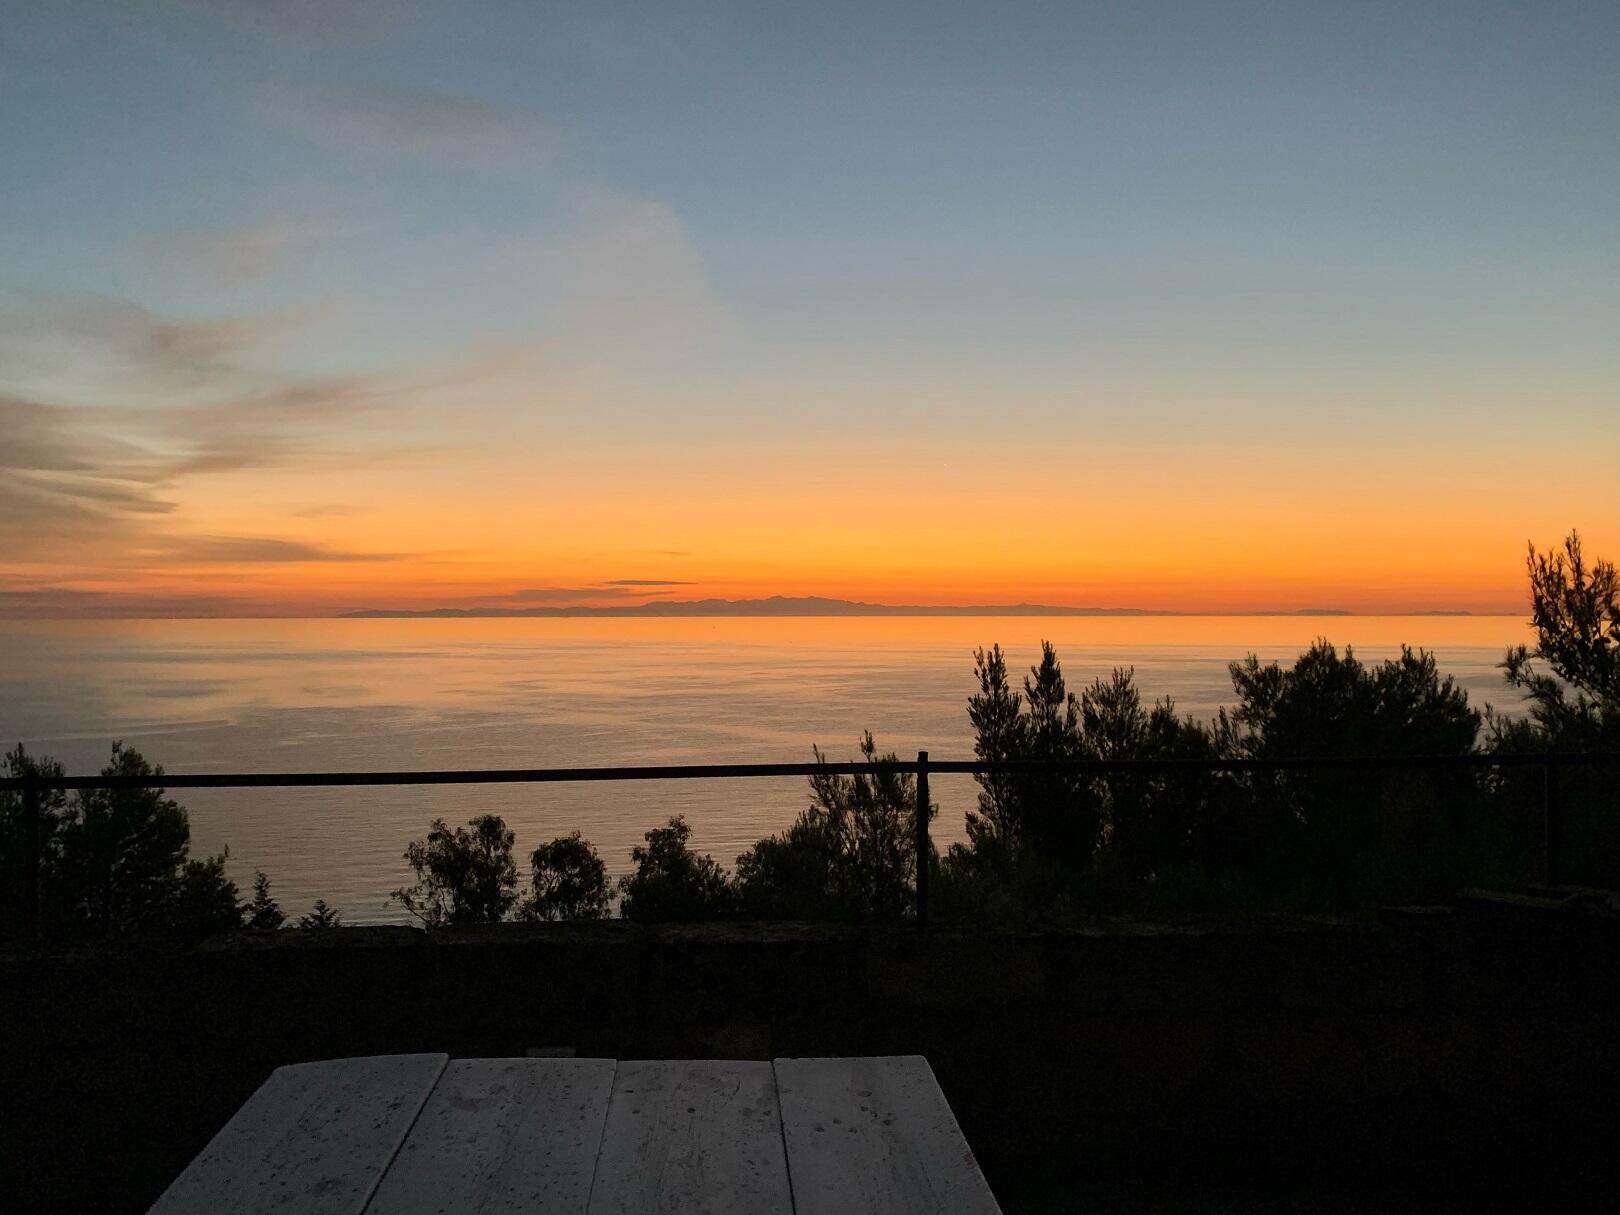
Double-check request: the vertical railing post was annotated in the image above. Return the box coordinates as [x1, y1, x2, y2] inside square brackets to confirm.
[22, 773, 41, 947]
[914, 750, 930, 929]
[1542, 753, 1560, 890]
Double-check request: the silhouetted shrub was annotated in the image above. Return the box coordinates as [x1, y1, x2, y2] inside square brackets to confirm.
[1, 742, 242, 942]
[1078, 669, 1230, 881]
[619, 816, 734, 922]
[246, 870, 285, 930]
[1490, 531, 1620, 885]
[393, 814, 518, 927]
[169, 850, 244, 942]
[954, 649, 1248, 910]
[1214, 641, 1485, 905]
[520, 831, 610, 921]
[299, 899, 343, 929]
[57, 743, 195, 935]
[735, 733, 934, 921]
[1502, 530, 1619, 736]
[965, 643, 1098, 870]
[933, 633, 1526, 918]
[0, 746, 66, 939]
[933, 840, 1077, 929]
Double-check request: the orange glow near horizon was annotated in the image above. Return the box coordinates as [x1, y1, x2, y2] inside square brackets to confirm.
[7, 405, 1609, 620]
[19, 406, 1591, 617]
[11, 483, 1616, 618]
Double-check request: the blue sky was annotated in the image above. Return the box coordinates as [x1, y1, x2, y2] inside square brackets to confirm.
[2, 1, 1616, 615]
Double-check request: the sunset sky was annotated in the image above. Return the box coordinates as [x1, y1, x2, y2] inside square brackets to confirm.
[3, 1, 1616, 618]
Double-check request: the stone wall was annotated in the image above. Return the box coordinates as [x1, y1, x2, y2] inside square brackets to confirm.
[2, 908, 1617, 1211]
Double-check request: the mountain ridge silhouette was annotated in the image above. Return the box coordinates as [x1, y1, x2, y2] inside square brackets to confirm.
[341, 596, 1473, 619]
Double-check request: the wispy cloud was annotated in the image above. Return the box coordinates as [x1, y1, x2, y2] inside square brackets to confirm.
[2, 395, 180, 558]
[0, 288, 423, 572]
[0, 375, 383, 518]
[0, 289, 322, 404]
[601, 578, 693, 586]
[0, 384, 411, 562]
[141, 535, 404, 563]
[508, 584, 678, 603]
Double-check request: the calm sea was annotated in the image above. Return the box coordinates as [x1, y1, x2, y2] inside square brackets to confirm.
[0, 616, 1533, 923]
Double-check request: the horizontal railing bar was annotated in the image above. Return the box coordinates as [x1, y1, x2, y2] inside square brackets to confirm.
[4, 762, 884, 792]
[2, 751, 1616, 792]
[925, 752, 1619, 774]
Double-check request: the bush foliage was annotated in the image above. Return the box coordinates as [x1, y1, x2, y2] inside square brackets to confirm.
[1, 742, 241, 943]
[521, 831, 611, 921]
[618, 816, 735, 922]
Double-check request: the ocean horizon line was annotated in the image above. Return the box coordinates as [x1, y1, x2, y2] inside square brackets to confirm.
[0, 604, 1513, 623]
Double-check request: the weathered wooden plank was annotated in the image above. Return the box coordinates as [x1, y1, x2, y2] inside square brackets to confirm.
[149, 1052, 448, 1215]
[364, 1057, 616, 1215]
[774, 1055, 1001, 1215]
[585, 1060, 792, 1215]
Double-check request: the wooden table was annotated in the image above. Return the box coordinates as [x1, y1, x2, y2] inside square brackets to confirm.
[149, 1054, 1002, 1214]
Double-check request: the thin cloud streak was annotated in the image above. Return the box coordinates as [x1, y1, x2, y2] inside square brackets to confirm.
[0, 289, 321, 403]
[0, 288, 447, 574]
[141, 535, 407, 564]
[508, 585, 678, 603]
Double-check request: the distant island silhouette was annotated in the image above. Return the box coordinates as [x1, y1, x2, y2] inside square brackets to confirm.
[341, 596, 1474, 619]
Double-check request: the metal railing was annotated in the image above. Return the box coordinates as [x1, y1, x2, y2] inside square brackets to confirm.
[5, 749, 1616, 942]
